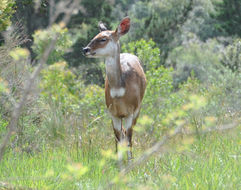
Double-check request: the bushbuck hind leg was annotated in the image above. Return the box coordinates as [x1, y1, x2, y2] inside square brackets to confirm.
[112, 121, 119, 153]
[123, 114, 134, 161]
[126, 127, 133, 161]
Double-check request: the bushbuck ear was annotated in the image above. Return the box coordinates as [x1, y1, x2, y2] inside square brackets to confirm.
[116, 17, 130, 37]
[98, 21, 108, 32]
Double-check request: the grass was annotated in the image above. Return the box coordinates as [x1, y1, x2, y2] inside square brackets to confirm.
[0, 126, 240, 190]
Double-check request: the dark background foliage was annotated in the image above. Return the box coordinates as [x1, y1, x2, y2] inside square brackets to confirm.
[1, 0, 239, 86]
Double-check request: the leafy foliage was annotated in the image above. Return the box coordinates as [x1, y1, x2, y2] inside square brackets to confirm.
[213, 0, 241, 37]
[40, 62, 80, 112]
[38, 61, 105, 144]
[167, 38, 224, 87]
[221, 38, 241, 73]
[0, 0, 15, 32]
[122, 39, 160, 71]
[32, 24, 73, 64]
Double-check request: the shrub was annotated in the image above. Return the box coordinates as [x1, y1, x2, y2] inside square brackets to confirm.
[170, 38, 241, 119]
[40, 62, 80, 113]
[167, 38, 225, 87]
[122, 39, 160, 71]
[221, 38, 241, 73]
[32, 24, 73, 64]
[38, 61, 106, 146]
[0, 0, 15, 32]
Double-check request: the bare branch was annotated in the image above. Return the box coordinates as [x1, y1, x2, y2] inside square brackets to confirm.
[50, 0, 81, 25]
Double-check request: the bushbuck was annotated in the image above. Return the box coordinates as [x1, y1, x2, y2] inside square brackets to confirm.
[83, 17, 146, 165]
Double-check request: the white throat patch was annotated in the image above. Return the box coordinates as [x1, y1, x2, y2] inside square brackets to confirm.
[110, 87, 126, 98]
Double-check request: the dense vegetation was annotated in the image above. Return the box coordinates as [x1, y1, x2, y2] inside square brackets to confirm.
[0, 0, 240, 189]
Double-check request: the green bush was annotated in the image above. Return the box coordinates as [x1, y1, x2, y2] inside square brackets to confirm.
[80, 85, 105, 117]
[169, 38, 241, 120]
[32, 24, 73, 64]
[40, 62, 80, 112]
[38, 61, 106, 145]
[221, 38, 241, 73]
[122, 39, 160, 71]
[167, 38, 225, 87]
[0, 0, 15, 32]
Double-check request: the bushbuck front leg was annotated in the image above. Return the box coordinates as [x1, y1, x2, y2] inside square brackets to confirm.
[123, 114, 134, 161]
[112, 116, 124, 169]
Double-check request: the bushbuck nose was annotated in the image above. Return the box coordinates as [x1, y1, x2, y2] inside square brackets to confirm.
[83, 47, 90, 55]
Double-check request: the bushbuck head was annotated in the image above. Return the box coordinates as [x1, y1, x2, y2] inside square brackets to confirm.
[83, 17, 130, 58]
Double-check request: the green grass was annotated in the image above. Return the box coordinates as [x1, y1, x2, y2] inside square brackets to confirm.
[0, 127, 240, 190]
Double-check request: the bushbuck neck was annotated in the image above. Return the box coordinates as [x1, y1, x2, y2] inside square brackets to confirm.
[105, 41, 123, 89]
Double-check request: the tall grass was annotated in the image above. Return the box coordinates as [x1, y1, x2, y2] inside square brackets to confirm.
[0, 124, 240, 189]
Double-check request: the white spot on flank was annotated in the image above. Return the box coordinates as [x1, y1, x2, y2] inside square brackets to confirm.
[121, 62, 131, 72]
[110, 87, 125, 98]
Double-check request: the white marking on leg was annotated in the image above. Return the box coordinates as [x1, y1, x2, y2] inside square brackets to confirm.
[112, 116, 122, 131]
[123, 114, 133, 130]
[110, 87, 125, 98]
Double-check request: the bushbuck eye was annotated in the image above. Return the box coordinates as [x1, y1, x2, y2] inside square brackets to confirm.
[100, 38, 107, 42]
